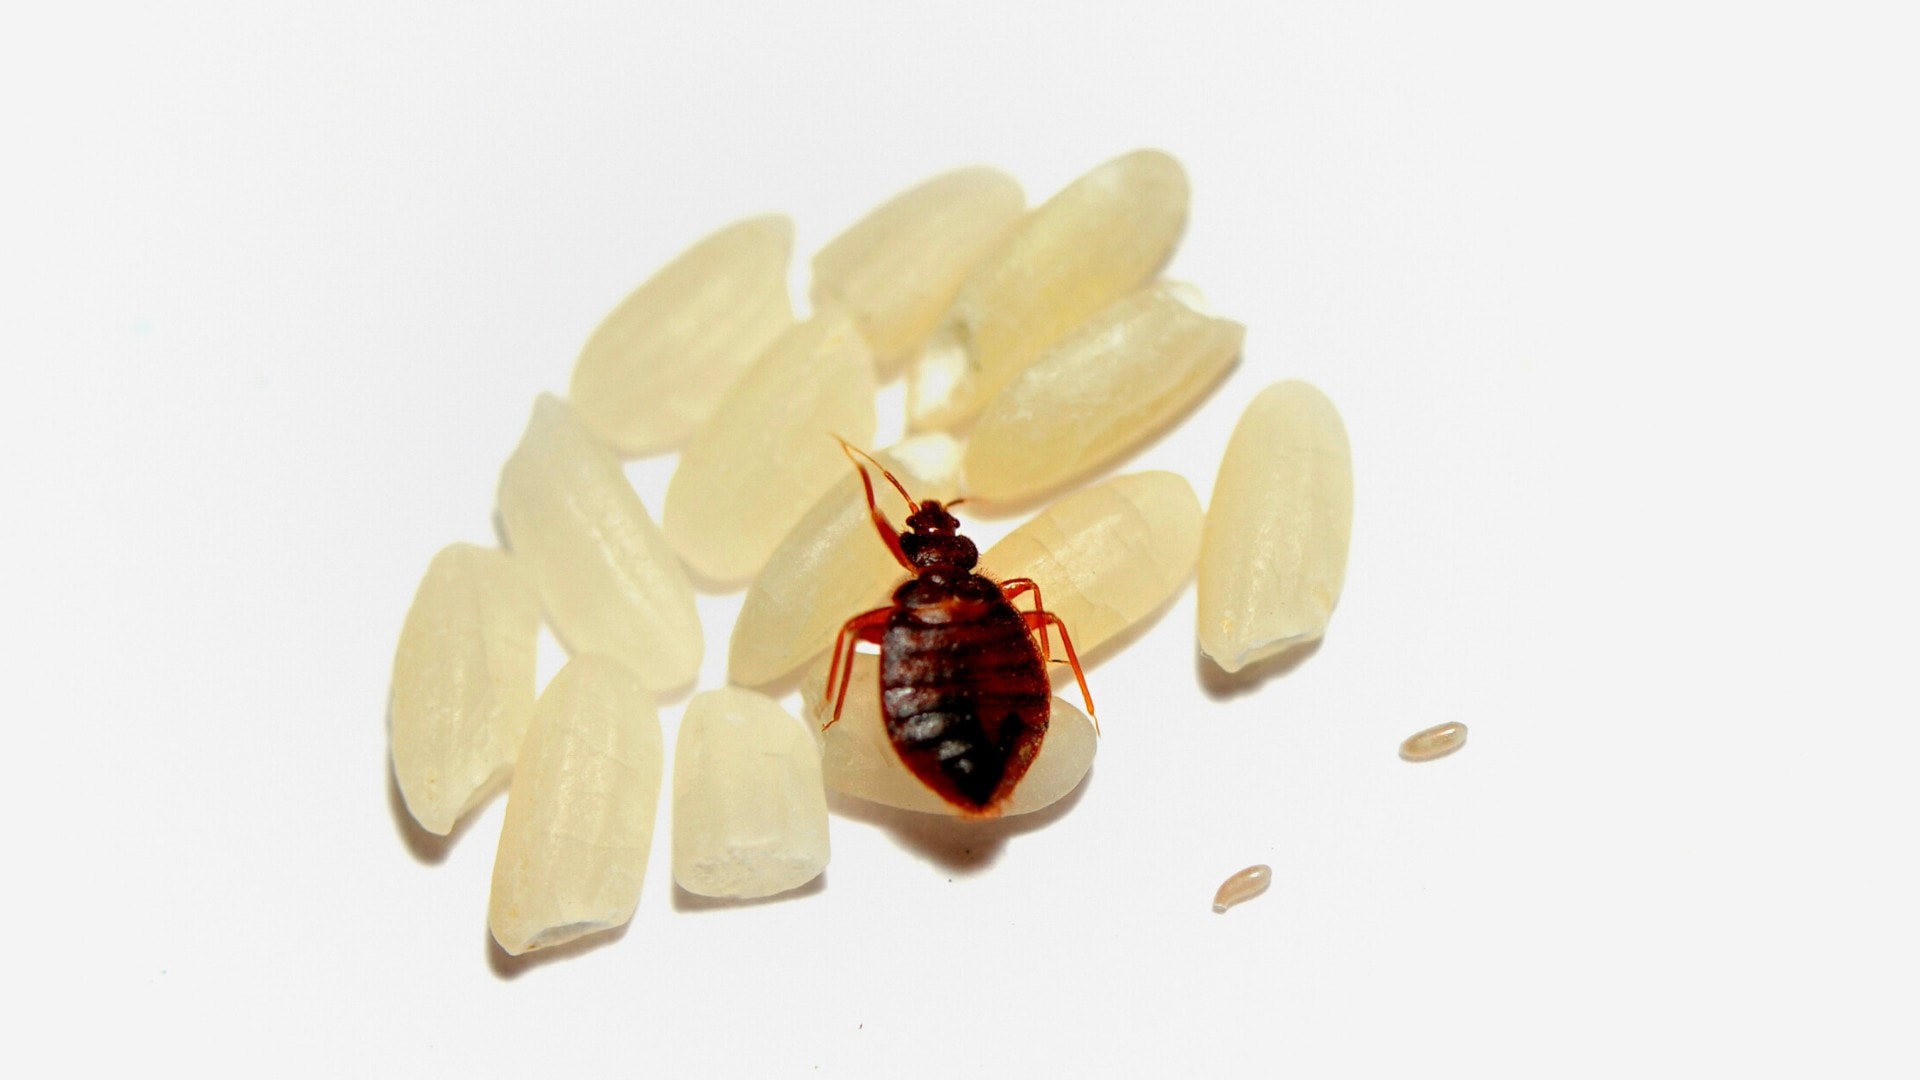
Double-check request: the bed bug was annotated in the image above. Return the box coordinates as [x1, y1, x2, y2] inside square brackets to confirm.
[823, 440, 1096, 815]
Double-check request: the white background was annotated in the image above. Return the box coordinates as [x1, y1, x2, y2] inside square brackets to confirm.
[6, 2, 1917, 1075]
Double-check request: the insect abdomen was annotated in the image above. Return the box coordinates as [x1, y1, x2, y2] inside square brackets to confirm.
[880, 593, 1050, 812]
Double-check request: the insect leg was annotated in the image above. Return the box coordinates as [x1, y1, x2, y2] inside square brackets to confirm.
[1022, 610, 1098, 734]
[997, 577, 1052, 662]
[822, 608, 893, 730]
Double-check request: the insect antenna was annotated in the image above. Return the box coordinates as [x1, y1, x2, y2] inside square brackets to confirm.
[836, 439, 919, 512]
[834, 436, 916, 572]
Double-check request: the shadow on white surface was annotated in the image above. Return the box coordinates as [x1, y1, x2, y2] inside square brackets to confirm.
[822, 764, 1095, 874]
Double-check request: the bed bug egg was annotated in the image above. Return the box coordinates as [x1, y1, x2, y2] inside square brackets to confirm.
[811, 166, 1024, 370]
[389, 543, 540, 836]
[1212, 864, 1272, 913]
[1399, 722, 1468, 762]
[569, 214, 795, 456]
[497, 394, 701, 688]
[488, 656, 662, 956]
[907, 149, 1189, 430]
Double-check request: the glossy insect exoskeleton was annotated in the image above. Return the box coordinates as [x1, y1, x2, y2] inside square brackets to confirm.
[824, 442, 1096, 815]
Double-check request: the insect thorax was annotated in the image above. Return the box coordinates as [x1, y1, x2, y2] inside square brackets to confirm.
[891, 572, 1002, 618]
[899, 531, 978, 572]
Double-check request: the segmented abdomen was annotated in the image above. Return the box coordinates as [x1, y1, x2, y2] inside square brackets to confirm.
[880, 589, 1050, 812]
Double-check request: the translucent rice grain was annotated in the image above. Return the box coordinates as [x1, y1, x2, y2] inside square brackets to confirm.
[906, 149, 1188, 429]
[801, 655, 1096, 818]
[389, 544, 540, 836]
[1197, 381, 1353, 673]
[497, 394, 701, 688]
[569, 215, 794, 456]
[965, 282, 1243, 502]
[811, 167, 1024, 369]
[1212, 864, 1272, 913]
[1399, 722, 1468, 762]
[488, 656, 662, 956]
[728, 434, 961, 687]
[980, 471, 1203, 661]
[663, 310, 878, 585]
[672, 688, 830, 899]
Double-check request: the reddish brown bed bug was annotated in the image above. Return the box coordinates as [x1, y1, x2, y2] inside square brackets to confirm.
[823, 440, 1096, 815]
